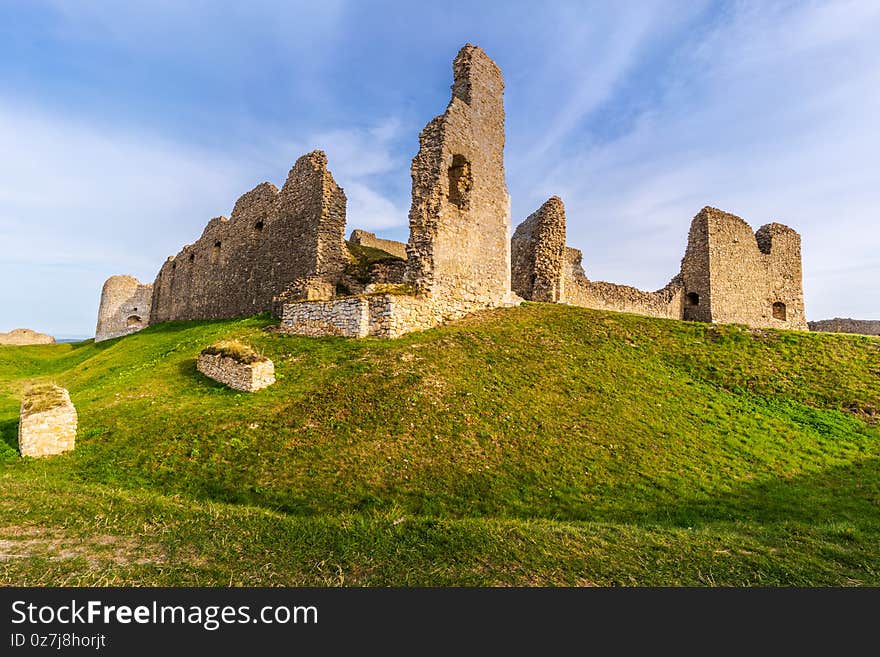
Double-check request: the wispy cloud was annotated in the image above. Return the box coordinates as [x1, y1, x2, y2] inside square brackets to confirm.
[511, 1, 880, 319]
[0, 101, 407, 333]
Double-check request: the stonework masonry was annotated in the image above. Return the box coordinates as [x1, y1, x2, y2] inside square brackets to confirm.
[679, 208, 807, 330]
[513, 199, 807, 330]
[349, 230, 408, 260]
[18, 385, 77, 458]
[150, 150, 349, 324]
[0, 328, 55, 345]
[809, 318, 880, 336]
[196, 353, 276, 392]
[511, 197, 566, 302]
[99, 43, 819, 341]
[280, 44, 521, 339]
[405, 44, 517, 310]
[95, 275, 153, 342]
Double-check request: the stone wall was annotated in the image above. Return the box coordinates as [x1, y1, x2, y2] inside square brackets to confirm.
[281, 287, 504, 340]
[680, 207, 807, 330]
[405, 44, 516, 308]
[196, 353, 276, 392]
[512, 199, 806, 330]
[0, 328, 55, 345]
[512, 198, 684, 319]
[95, 275, 153, 342]
[511, 196, 566, 302]
[809, 318, 880, 336]
[150, 150, 350, 323]
[349, 230, 408, 260]
[18, 385, 77, 458]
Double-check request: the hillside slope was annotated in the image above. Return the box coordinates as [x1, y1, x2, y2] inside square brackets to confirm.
[1, 304, 878, 585]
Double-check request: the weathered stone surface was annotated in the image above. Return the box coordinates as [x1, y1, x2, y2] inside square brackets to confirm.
[18, 385, 77, 458]
[511, 196, 567, 302]
[405, 44, 516, 308]
[809, 318, 880, 336]
[680, 207, 807, 330]
[512, 199, 806, 330]
[150, 150, 349, 323]
[196, 353, 275, 392]
[0, 328, 55, 345]
[95, 275, 152, 342]
[349, 230, 408, 260]
[513, 198, 684, 318]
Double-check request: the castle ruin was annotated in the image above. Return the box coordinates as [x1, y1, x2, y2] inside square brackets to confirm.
[96, 44, 809, 340]
[512, 199, 807, 330]
[95, 275, 153, 342]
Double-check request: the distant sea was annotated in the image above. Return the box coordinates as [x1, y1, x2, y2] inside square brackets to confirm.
[56, 336, 90, 343]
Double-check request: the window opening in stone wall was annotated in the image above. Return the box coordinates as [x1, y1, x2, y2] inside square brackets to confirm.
[772, 301, 787, 321]
[212, 241, 221, 265]
[686, 292, 700, 306]
[126, 315, 142, 327]
[255, 219, 264, 232]
[189, 253, 195, 263]
[448, 154, 472, 210]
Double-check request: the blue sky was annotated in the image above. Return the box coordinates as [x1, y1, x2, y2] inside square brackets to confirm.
[1, 1, 878, 337]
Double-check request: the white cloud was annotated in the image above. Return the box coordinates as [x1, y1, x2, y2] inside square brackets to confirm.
[0, 102, 409, 334]
[512, 2, 880, 319]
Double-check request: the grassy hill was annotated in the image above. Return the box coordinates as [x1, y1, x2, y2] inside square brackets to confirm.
[0, 304, 878, 585]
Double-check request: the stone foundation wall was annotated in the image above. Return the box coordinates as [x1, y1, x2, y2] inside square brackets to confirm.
[196, 353, 276, 391]
[349, 230, 408, 260]
[18, 386, 77, 458]
[95, 275, 153, 342]
[0, 329, 55, 345]
[809, 318, 880, 336]
[280, 297, 371, 338]
[281, 289, 516, 340]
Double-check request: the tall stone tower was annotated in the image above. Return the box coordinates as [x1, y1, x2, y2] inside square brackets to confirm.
[680, 207, 807, 330]
[405, 44, 515, 307]
[95, 275, 153, 342]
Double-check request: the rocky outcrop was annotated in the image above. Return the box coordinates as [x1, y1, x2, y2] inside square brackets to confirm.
[809, 318, 880, 336]
[0, 329, 55, 345]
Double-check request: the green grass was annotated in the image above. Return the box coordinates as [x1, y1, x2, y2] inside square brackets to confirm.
[0, 304, 878, 585]
[201, 339, 267, 364]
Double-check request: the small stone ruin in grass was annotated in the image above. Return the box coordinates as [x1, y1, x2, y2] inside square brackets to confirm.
[18, 383, 77, 458]
[197, 340, 275, 392]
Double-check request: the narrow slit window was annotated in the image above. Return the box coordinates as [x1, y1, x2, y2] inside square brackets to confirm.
[212, 241, 221, 265]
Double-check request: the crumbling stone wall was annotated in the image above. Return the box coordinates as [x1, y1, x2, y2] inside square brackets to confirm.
[95, 275, 153, 342]
[150, 150, 350, 323]
[809, 318, 880, 336]
[18, 385, 77, 458]
[349, 230, 408, 260]
[511, 196, 566, 302]
[0, 328, 55, 345]
[513, 198, 684, 319]
[680, 207, 807, 330]
[405, 44, 515, 309]
[282, 291, 445, 339]
[196, 353, 275, 392]
[512, 200, 806, 329]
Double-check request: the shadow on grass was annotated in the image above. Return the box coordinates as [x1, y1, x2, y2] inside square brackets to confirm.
[624, 457, 880, 528]
[0, 417, 19, 453]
